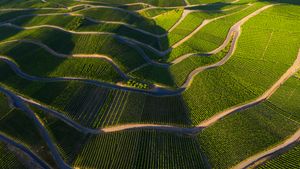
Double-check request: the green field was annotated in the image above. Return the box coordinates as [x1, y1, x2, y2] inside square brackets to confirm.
[73, 130, 207, 169]
[0, 41, 123, 83]
[198, 102, 300, 168]
[10, 14, 163, 50]
[257, 143, 300, 169]
[0, 25, 146, 71]
[80, 0, 186, 7]
[0, 93, 57, 168]
[0, 62, 191, 128]
[183, 4, 300, 124]
[167, 2, 268, 61]
[131, 34, 233, 87]
[0, 0, 299, 168]
[0, 142, 27, 169]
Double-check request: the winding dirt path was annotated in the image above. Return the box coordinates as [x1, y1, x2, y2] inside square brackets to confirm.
[147, 6, 252, 56]
[0, 49, 299, 135]
[169, 4, 253, 62]
[0, 5, 279, 96]
[85, 49, 300, 133]
[0, 2, 254, 61]
[233, 129, 300, 169]
[0, 4, 279, 98]
[0, 56, 179, 96]
[0, 11, 298, 138]
[1, 2, 250, 52]
[179, 4, 274, 88]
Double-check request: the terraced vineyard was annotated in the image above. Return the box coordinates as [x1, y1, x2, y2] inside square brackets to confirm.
[0, 0, 299, 168]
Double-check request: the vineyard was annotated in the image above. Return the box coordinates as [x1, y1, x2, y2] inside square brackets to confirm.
[73, 130, 207, 169]
[257, 143, 300, 168]
[0, 142, 27, 169]
[0, 0, 299, 168]
[0, 41, 123, 83]
[197, 102, 299, 168]
[10, 14, 162, 50]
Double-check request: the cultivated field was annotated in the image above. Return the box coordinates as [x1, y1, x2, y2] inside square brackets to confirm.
[0, 0, 299, 168]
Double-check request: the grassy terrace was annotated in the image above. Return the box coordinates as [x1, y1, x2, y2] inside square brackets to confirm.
[188, 0, 236, 5]
[0, 41, 123, 83]
[0, 142, 27, 169]
[83, 0, 186, 7]
[0, 4, 298, 128]
[73, 130, 207, 169]
[0, 0, 57, 8]
[131, 34, 233, 87]
[0, 93, 56, 168]
[139, 8, 174, 18]
[197, 73, 300, 168]
[166, 4, 248, 46]
[182, 4, 300, 124]
[0, 26, 146, 71]
[257, 143, 300, 168]
[198, 101, 300, 168]
[32, 106, 88, 163]
[267, 76, 300, 123]
[75, 7, 168, 35]
[167, 12, 219, 46]
[0, 9, 69, 22]
[153, 8, 183, 31]
[117, 4, 149, 11]
[167, 2, 267, 61]
[1, 0, 300, 168]
[10, 14, 162, 50]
